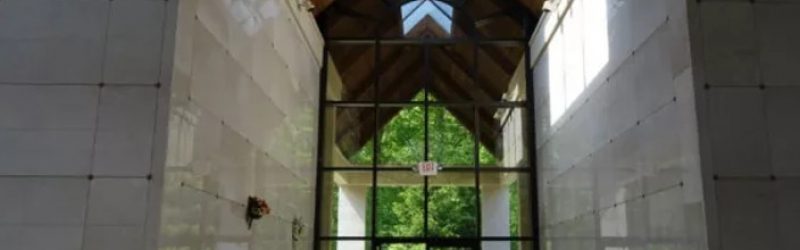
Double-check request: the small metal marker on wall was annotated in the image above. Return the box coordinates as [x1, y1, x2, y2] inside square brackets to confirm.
[292, 216, 305, 248]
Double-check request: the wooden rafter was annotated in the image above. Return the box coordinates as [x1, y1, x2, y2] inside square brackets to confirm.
[336, 52, 425, 155]
[343, 46, 409, 101]
[315, 0, 542, 17]
[428, 76, 498, 153]
[311, 0, 336, 15]
[429, 53, 493, 104]
[322, 0, 537, 158]
[434, 47, 503, 98]
[445, 10, 518, 76]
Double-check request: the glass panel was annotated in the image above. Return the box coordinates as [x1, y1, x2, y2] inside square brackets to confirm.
[402, 0, 453, 35]
[428, 106, 475, 167]
[321, 240, 371, 250]
[382, 0, 469, 39]
[322, 0, 384, 39]
[428, 246, 473, 250]
[327, 44, 376, 101]
[324, 0, 528, 39]
[324, 106, 375, 167]
[380, 243, 425, 250]
[428, 172, 478, 237]
[320, 171, 373, 237]
[378, 106, 425, 167]
[430, 43, 475, 103]
[378, 44, 424, 102]
[477, 44, 526, 103]
[479, 172, 533, 237]
[480, 107, 529, 168]
[376, 171, 424, 237]
[496, 45, 527, 102]
[480, 241, 534, 250]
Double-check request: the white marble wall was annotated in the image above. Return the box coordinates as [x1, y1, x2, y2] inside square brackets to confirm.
[532, 0, 708, 249]
[158, 0, 322, 249]
[0, 0, 177, 249]
[688, 1, 800, 250]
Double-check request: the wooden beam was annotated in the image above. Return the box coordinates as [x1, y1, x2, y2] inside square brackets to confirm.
[428, 74, 496, 132]
[343, 46, 408, 101]
[480, 45, 518, 75]
[433, 46, 504, 99]
[335, 53, 425, 156]
[348, 70, 425, 156]
[515, 0, 545, 15]
[447, 10, 519, 76]
[429, 55, 494, 104]
[428, 77, 498, 153]
[328, 9, 406, 74]
[325, 0, 381, 34]
[311, 0, 336, 15]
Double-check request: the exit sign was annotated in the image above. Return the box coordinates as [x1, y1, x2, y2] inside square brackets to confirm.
[417, 161, 439, 176]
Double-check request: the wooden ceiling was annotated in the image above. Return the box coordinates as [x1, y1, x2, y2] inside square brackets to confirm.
[310, 0, 545, 17]
[317, 0, 542, 159]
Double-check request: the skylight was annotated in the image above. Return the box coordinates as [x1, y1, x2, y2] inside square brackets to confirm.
[401, 0, 453, 35]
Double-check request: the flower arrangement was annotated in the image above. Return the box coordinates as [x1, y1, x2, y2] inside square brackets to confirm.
[245, 196, 271, 229]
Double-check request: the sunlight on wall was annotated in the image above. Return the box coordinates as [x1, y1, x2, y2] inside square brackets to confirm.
[601, 190, 629, 239]
[165, 106, 197, 168]
[224, 0, 280, 36]
[583, 0, 610, 87]
[546, 0, 609, 125]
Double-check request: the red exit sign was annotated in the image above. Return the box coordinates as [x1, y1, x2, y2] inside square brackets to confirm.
[417, 161, 439, 176]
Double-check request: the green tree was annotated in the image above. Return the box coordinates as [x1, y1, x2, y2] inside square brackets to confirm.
[341, 93, 519, 249]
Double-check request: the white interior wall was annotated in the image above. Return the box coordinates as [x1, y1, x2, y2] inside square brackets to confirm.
[688, 1, 800, 250]
[0, 0, 178, 249]
[159, 0, 322, 249]
[531, 0, 707, 249]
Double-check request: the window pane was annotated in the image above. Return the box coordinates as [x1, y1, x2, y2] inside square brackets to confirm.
[381, 243, 426, 250]
[378, 44, 424, 102]
[428, 106, 476, 167]
[429, 43, 475, 103]
[480, 107, 529, 168]
[320, 171, 373, 237]
[378, 106, 425, 167]
[321, 240, 371, 250]
[477, 44, 526, 103]
[428, 172, 478, 237]
[480, 240, 534, 250]
[480, 172, 533, 237]
[324, 106, 375, 167]
[327, 44, 376, 101]
[402, 0, 453, 35]
[376, 171, 425, 237]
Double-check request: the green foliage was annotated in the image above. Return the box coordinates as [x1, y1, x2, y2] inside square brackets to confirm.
[510, 182, 520, 250]
[340, 92, 520, 249]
